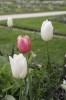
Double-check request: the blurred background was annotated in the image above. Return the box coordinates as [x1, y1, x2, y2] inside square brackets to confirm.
[0, 0, 66, 15]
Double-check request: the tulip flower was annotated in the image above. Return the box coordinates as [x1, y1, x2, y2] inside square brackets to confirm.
[41, 20, 53, 41]
[61, 79, 66, 90]
[7, 17, 13, 28]
[17, 35, 31, 53]
[9, 54, 27, 79]
[63, 79, 66, 84]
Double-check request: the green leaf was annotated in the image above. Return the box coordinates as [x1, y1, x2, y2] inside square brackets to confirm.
[11, 82, 20, 95]
[2, 82, 20, 94]
[5, 95, 16, 100]
[2, 84, 13, 93]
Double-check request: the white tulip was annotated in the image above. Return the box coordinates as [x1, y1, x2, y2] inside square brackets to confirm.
[63, 79, 66, 85]
[9, 54, 27, 79]
[7, 17, 13, 28]
[65, 54, 66, 58]
[41, 20, 53, 41]
[61, 79, 66, 90]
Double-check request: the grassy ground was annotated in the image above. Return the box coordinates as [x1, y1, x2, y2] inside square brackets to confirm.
[0, 27, 66, 65]
[0, 15, 66, 35]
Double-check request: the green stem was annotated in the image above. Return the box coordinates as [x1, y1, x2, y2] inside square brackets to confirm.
[46, 41, 50, 63]
[28, 70, 32, 100]
[37, 80, 40, 100]
[27, 53, 32, 100]
[46, 42, 52, 71]
[19, 80, 22, 100]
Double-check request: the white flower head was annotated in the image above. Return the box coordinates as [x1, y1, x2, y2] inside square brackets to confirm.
[61, 79, 66, 90]
[9, 54, 27, 79]
[7, 17, 13, 28]
[64, 64, 66, 67]
[65, 54, 66, 58]
[41, 20, 53, 41]
[63, 79, 66, 85]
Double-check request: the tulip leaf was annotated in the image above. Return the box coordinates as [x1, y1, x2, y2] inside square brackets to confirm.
[11, 82, 20, 95]
[5, 95, 16, 100]
[2, 82, 12, 93]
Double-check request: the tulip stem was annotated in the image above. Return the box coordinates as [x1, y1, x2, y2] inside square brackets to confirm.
[46, 42, 52, 73]
[19, 80, 22, 100]
[27, 53, 32, 100]
[46, 42, 50, 62]
[37, 80, 40, 100]
[30, 76, 32, 100]
[28, 73, 32, 100]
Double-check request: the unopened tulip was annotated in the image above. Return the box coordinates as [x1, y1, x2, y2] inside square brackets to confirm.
[61, 79, 66, 89]
[7, 17, 13, 28]
[17, 35, 31, 53]
[41, 20, 53, 41]
[9, 54, 27, 79]
[63, 79, 66, 85]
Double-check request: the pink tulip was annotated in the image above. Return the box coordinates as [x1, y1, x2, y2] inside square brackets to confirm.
[17, 35, 31, 53]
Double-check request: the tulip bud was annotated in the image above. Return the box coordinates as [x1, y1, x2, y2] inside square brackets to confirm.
[17, 35, 31, 53]
[41, 20, 53, 41]
[7, 17, 13, 28]
[61, 80, 66, 91]
[9, 54, 27, 79]
[63, 79, 66, 85]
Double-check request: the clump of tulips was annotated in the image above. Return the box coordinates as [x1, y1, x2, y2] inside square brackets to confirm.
[9, 34, 32, 100]
[8, 20, 66, 100]
[9, 35, 31, 79]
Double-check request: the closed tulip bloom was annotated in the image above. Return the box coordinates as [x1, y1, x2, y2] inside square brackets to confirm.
[17, 35, 31, 53]
[61, 79, 66, 90]
[7, 17, 13, 28]
[41, 20, 53, 41]
[9, 54, 27, 79]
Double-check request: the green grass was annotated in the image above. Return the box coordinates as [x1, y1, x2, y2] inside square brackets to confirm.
[14, 17, 66, 35]
[13, 16, 66, 35]
[0, 27, 66, 64]
[0, 15, 66, 35]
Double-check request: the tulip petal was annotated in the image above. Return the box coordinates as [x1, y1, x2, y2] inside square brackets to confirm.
[20, 57, 27, 78]
[13, 54, 18, 60]
[9, 56, 16, 70]
[9, 56, 20, 78]
[14, 53, 27, 78]
[14, 54, 23, 65]
[41, 20, 47, 33]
